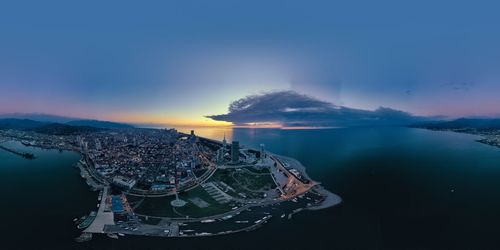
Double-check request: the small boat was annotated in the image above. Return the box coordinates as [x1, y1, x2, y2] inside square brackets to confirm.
[74, 233, 92, 242]
[280, 214, 286, 218]
[74, 216, 87, 224]
[196, 232, 212, 236]
[118, 233, 125, 237]
[221, 215, 233, 220]
[254, 219, 262, 224]
[77, 211, 97, 229]
[201, 219, 215, 223]
[107, 233, 119, 239]
[235, 220, 248, 224]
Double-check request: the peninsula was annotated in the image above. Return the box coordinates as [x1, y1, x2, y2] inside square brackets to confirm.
[0, 121, 341, 241]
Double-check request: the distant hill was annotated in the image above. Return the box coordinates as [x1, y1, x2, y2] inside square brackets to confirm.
[0, 118, 47, 130]
[0, 113, 78, 123]
[66, 119, 134, 129]
[0, 113, 134, 130]
[413, 118, 500, 129]
[32, 123, 104, 135]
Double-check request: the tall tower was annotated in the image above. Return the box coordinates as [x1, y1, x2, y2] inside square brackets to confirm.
[231, 141, 239, 164]
[223, 133, 227, 148]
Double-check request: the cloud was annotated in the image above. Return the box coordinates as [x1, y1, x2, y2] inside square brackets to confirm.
[207, 91, 427, 127]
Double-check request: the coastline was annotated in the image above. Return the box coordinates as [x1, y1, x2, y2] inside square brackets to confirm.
[1, 129, 342, 239]
[415, 127, 500, 149]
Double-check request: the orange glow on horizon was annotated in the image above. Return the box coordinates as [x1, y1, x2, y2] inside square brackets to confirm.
[101, 113, 233, 127]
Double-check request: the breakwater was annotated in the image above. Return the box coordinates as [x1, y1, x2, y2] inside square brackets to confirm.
[0, 145, 35, 159]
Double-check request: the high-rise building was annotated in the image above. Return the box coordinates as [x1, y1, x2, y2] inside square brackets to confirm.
[190, 130, 195, 136]
[231, 141, 239, 164]
[260, 144, 265, 159]
[222, 133, 227, 150]
[217, 148, 224, 163]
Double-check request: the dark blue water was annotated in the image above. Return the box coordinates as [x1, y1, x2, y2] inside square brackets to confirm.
[2, 127, 500, 249]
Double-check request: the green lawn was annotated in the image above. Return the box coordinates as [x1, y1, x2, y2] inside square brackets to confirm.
[134, 186, 237, 218]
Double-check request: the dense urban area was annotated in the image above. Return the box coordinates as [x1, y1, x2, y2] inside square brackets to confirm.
[0, 121, 339, 242]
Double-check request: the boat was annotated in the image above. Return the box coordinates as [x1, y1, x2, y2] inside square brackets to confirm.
[196, 232, 212, 236]
[74, 215, 87, 224]
[280, 214, 286, 218]
[182, 229, 194, 233]
[235, 220, 248, 224]
[254, 219, 262, 224]
[74, 233, 92, 242]
[21, 141, 34, 146]
[77, 211, 97, 229]
[107, 233, 119, 239]
[118, 233, 125, 237]
[221, 215, 233, 220]
[201, 219, 215, 223]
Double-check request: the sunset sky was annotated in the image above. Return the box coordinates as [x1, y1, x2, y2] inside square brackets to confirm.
[1, 0, 500, 126]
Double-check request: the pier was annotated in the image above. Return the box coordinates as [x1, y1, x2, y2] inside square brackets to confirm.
[84, 187, 115, 233]
[0, 145, 35, 159]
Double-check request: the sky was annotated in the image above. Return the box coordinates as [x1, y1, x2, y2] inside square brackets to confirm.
[1, 0, 500, 126]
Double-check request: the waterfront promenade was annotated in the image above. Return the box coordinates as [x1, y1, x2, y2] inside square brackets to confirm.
[84, 187, 115, 233]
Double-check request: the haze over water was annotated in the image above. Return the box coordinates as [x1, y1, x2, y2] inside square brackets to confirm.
[2, 127, 500, 249]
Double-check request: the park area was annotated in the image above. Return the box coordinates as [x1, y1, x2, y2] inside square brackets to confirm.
[131, 166, 278, 219]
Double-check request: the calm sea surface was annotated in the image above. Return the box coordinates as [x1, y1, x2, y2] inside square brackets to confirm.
[2, 127, 500, 249]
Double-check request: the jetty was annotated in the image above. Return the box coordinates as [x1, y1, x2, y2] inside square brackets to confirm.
[83, 187, 115, 233]
[0, 145, 35, 159]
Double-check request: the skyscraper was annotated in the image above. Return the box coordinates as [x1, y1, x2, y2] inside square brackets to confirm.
[222, 132, 227, 150]
[231, 141, 239, 164]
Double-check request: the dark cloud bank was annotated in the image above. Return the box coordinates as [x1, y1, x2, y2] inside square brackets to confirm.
[207, 91, 429, 127]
